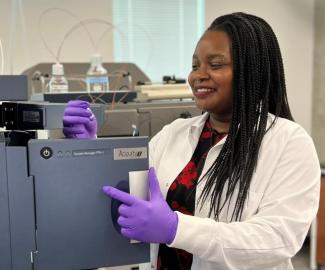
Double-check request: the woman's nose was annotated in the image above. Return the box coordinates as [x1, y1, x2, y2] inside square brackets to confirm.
[194, 69, 209, 82]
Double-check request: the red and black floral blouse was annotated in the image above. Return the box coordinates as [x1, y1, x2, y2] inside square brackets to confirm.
[157, 119, 227, 270]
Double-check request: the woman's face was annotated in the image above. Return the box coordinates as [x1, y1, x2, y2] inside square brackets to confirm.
[188, 30, 233, 121]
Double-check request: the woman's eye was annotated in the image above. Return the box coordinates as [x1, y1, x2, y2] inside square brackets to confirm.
[210, 63, 223, 69]
[191, 65, 198, 70]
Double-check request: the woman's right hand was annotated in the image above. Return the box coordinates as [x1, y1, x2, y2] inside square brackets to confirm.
[62, 100, 97, 139]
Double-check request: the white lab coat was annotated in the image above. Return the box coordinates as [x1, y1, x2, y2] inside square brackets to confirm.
[140, 112, 320, 270]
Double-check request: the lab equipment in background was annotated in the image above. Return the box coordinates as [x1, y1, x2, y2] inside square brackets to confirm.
[0, 101, 104, 131]
[48, 63, 68, 93]
[0, 75, 28, 101]
[162, 75, 186, 84]
[96, 100, 202, 138]
[31, 90, 137, 105]
[135, 83, 193, 102]
[87, 53, 109, 92]
[0, 76, 150, 270]
[31, 94, 201, 139]
[22, 62, 149, 97]
[22, 62, 202, 140]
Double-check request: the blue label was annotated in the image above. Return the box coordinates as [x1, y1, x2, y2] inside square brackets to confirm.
[87, 77, 108, 84]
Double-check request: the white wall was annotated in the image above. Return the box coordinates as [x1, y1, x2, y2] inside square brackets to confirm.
[0, 0, 113, 75]
[205, 0, 315, 133]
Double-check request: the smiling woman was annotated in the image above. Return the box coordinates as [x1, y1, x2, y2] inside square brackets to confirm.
[63, 12, 320, 270]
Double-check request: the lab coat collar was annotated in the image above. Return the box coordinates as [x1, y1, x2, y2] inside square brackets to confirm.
[188, 112, 228, 147]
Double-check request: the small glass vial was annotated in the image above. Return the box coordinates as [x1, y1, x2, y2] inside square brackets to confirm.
[86, 53, 109, 92]
[48, 63, 68, 93]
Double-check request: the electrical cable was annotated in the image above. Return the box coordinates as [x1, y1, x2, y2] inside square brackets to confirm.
[0, 38, 4, 74]
[110, 91, 117, 110]
[93, 96, 108, 104]
[76, 79, 87, 91]
[116, 91, 130, 103]
[75, 93, 96, 103]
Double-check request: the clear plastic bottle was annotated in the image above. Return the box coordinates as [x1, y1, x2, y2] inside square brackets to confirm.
[48, 63, 68, 93]
[86, 53, 109, 92]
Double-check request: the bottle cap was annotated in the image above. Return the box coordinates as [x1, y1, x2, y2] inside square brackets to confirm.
[52, 63, 64, 76]
[90, 53, 103, 65]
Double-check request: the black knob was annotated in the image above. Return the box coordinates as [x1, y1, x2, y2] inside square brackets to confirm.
[180, 111, 192, 119]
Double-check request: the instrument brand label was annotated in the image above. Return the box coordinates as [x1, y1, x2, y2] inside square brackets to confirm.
[113, 147, 147, 160]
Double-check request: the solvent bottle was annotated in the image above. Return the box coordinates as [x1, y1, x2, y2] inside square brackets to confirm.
[48, 63, 68, 93]
[86, 53, 109, 92]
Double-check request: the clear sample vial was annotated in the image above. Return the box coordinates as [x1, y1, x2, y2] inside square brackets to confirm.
[86, 53, 109, 92]
[48, 63, 68, 93]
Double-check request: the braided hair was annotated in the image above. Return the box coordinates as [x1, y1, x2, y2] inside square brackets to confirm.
[198, 12, 294, 221]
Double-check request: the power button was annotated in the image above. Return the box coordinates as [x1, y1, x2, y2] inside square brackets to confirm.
[40, 147, 53, 159]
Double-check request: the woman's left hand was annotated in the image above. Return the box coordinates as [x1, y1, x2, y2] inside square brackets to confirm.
[103, 167, 178, 244]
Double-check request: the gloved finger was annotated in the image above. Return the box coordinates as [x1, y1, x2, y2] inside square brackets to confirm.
[88, 110, 96, 121]
[120, 228, 135, 240]
[84, 118, 97, 128]
[148, 167, 163, 200]
[67, 100, 89, 108]
[117, 216, 132, 228]
[63, 126, 87, 135]
[62, 131, 75, 138]
[118, 204, 131, 217]
[63, 116, 90, 126]
[75, 132, 92, 139]
[102, 186, 135, 206]
[64, 107, 92, 117]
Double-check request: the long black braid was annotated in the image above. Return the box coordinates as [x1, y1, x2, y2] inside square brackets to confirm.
[198, 12, 294, 221]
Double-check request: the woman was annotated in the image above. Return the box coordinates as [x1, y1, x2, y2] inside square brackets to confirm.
[63, 12, 320, 270]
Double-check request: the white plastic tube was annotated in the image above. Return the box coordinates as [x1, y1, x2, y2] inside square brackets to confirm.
[7, 0, 29, 74]
[56, 18, 128, 62]
[18, 0, 30, 71]
[38, 7, 96, 62]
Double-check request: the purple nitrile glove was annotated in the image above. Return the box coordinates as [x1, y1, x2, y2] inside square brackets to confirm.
[63, 100, 97, 139]
[102, 167, 178, 244]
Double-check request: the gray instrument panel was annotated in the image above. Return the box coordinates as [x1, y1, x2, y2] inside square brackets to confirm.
[0, 137, 150, 270]
[28, 137, 150, 269]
